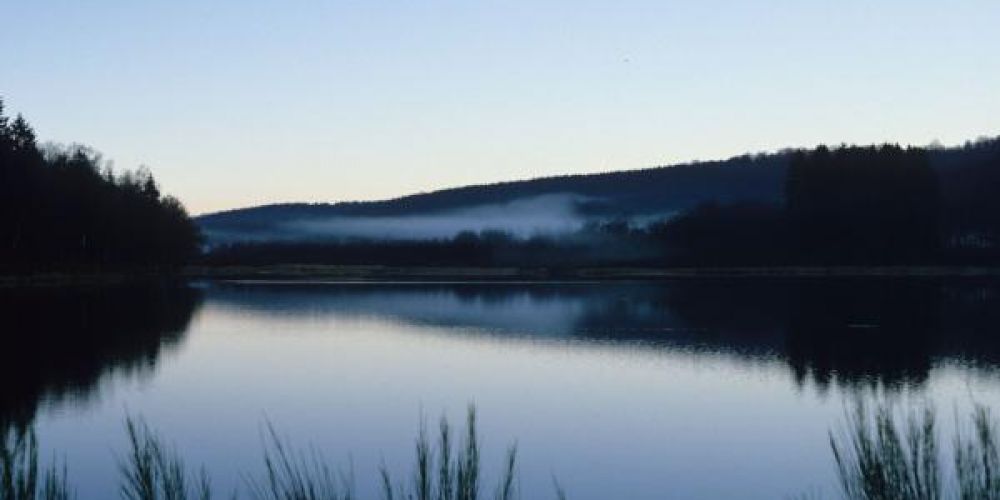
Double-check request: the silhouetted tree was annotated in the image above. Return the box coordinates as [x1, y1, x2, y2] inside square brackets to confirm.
[0, 99, 201, 273]
[932, 137, 1000, 261]
[646, 144, 947, 266]
[651, 202, 788, 266]
[785, 144, 941, 265]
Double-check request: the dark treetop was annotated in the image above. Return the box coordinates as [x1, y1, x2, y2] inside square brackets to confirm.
[0, 99, 201, 274]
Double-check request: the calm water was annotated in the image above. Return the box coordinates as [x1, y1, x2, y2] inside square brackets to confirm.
[5, 279, 1000, 499]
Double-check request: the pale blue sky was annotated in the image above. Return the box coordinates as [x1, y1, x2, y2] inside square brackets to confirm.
[4, 1, 998, 214]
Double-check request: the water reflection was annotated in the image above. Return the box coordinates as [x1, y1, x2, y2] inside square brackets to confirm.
[0, 282, 203, 427]
[209, 279, 1000, 391]
[8, 278, 1000, 499]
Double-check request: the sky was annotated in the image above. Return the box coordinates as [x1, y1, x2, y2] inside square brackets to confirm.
[3, 1, 999, 215]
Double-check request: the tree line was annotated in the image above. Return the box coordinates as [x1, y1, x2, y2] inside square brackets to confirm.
[662, 141, 1000, 266]
[197, 151, 787, 240]
[0, 99, 201, 273]
[204, 222, 663, 268]
[6, 92, 994, 271]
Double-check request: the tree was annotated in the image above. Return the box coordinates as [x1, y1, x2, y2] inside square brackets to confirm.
[0, 102, 202, 273]
[785, 144, 941, 265]
[9, 115, 36, 152]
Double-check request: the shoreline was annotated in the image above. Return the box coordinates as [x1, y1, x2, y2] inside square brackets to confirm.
[4, 265, 1000, 288]
[186, 264, 1000, 282]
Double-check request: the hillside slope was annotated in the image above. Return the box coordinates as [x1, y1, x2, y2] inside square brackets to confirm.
[196, 136, 1000, 246]
[197, 153, 789, 244]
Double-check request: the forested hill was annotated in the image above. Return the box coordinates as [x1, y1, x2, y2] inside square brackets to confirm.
[197, 152, 790, 244]
[196, 137, 1000, 248]
[202, 137, 1000, 268]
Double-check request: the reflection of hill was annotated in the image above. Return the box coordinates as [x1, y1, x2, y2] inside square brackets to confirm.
[0, 283, 203, 427]
[208, 279, 1000, 390]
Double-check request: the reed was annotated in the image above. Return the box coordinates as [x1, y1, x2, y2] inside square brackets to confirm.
[828, 401, 1000, 500]
[118, 417, 212, 500]
[378, 406, 519, 500]
[1, 425, 72, 500]
[245, 422, 353, 500]
[4, 407, 555, 500]
[954, 406, 1000, 499]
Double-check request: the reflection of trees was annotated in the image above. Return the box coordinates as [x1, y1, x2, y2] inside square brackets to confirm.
[652, 279, 1000, 391]
[208, 279, 1000, 392]
[785, 281, 940, 390]
[572, 279, 1000, 390]
[0, 283, 202, 428]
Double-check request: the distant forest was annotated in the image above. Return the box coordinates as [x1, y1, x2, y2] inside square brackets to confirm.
[5, 93, 999, 271]
[0, 100, 201, 273]
[206, 138, 1000, 268]
[198, 153, 787, 241]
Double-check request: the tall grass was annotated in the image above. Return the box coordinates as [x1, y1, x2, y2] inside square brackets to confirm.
[1, 425, 72, 500]
[19, 401, 1000, 500]
[245, 422, 353, 500]
[118, 417, 212, 500]
[378, 406, 518, 500]
[829, 401, 1000, 500]
[40, 405, 533, 500]
[954, 406, 1000, 500]
[829, 402, 939, 500]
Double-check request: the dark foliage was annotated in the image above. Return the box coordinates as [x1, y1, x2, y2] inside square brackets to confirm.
[203, 221, 662, 268]
[648, 201, 789, 266]
[930, 137, 1000, 261]
[0, 99, 201, 273]
[202, 136, 1000, 268]
[656, 143, 976, 266]
[786, 144, 941, 265]
[197, 153, 789, 242]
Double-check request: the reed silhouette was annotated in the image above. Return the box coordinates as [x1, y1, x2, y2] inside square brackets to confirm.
[9, 401, 1000, 499]
[1, 407, 533, 500]
[825, 401, 1000, 500]
[0, 426, 71, 500]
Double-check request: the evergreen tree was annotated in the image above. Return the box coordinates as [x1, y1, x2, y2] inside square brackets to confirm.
[0, 99, 201, 273]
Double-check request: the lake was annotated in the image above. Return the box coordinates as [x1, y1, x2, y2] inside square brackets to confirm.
[4, 278, 1000, 499]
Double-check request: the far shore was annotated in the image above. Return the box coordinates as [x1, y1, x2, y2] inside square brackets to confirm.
[186, 264, 1000, 282]
[5, 265, 1000, 288]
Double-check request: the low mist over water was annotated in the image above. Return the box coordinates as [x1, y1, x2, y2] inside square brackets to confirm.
[290, 194, 594, 241]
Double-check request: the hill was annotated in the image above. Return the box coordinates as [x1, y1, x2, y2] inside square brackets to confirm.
[196, 153, 789, 245]
[196, 136, 1000, 257]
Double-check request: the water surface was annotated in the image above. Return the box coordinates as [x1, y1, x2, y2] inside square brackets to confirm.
[5, 279, 1000, 499]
